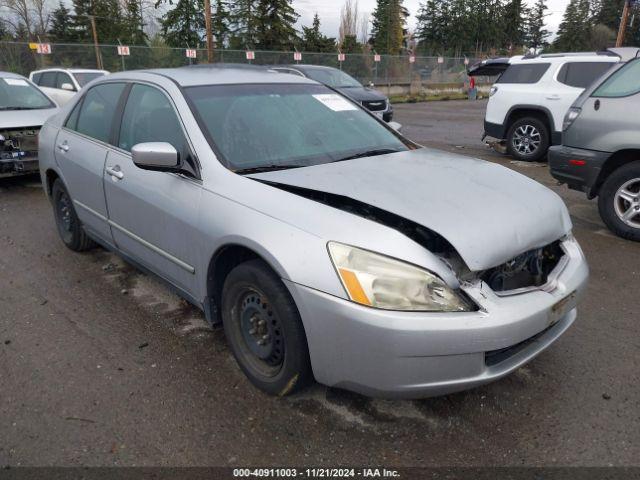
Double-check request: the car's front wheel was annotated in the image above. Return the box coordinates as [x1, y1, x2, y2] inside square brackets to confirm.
[506, 117, 550, 162]
[221, 259, 313, 396]
[598, 161, 640, 241]
[51, 179, 96, 251]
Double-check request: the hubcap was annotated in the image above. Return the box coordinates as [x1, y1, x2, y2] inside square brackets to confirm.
[57, 192, 72, 232]
[239, 291, 284, 368]
[614, 178, 640, 228]
[513, 125, 541, 155]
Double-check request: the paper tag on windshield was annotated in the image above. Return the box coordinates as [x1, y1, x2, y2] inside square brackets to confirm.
[312, 94, 357, 112]
[4, 78, 29, 87]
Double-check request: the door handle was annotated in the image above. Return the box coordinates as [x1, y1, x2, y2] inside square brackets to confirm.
[106, 165, 124, 180]
[57, 142, 69, 152]
[546, 95, 561, 100]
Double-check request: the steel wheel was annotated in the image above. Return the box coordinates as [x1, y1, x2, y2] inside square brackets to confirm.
[512, 124, 542, 156]
[56, 190, 73, 233]
[613, 178, 640, 228]
[236, 288, 285, 378]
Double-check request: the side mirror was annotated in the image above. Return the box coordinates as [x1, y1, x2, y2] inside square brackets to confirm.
[368, 81, 375, 88]
[388, 121, 402, 132]
[131, 142, 179, 171]
[60, 83, 75, 92]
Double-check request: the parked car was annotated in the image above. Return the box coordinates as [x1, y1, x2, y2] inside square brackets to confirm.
[1, 71, 58, 178]
[29, 68, 109, 106]
[469, 49, 637, 161]
[39, 66, 588, 398]
[550, 58, 640, 241]
[270, 64, 394, 122]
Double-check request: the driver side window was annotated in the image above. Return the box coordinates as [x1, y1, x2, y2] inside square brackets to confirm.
[118, 84, 186, 155]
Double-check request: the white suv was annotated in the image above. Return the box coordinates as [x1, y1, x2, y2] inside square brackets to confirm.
[29, 68, 109, 106]
[470, 52, 624, 161]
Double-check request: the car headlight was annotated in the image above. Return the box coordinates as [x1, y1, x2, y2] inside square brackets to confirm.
[563, 107, 581, 131]
[328, 242, 474, 312]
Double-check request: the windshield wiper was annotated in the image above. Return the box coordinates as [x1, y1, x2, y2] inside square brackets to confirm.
[332, 148, 401, 163]
[235, 164, 303, 175]
[0, 106, 43, 111]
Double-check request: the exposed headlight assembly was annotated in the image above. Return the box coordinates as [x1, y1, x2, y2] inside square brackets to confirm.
[328, 242, 475, 312]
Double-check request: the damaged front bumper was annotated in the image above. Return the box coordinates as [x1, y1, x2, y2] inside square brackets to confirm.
[1, 129, 40, 178]
[285, 237, 589, 399]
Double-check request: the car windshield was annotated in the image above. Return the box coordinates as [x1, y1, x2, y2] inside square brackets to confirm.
[302, 68, 362, 88]
[73, 72, 106, 87]
[186, 83, 408, 172]
[0, 77, 55, 110]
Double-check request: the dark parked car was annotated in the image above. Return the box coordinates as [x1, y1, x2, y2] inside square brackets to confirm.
[549, 58, 640, 241]
[270, 65, 394, 122]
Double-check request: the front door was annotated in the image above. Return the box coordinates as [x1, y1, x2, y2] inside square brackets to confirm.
[103, 83, 202, 295]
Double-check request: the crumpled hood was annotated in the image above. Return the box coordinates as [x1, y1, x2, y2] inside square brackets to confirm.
[0, 108, 58, 130]
[336, 86, 387, 103]
[250, 148, 572, 271]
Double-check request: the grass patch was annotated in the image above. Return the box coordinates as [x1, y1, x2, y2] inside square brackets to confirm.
[389, 92, 481, 104]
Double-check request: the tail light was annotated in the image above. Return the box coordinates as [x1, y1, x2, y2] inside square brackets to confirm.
[563, 107, 582, 131]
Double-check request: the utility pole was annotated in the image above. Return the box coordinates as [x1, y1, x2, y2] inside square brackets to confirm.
[204, 0, 213, 63]
[89, 15, 103, 70]
[616, 0, 632, 47]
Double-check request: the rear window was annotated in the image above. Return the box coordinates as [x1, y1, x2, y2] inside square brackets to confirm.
[557, 62, 613, 89]
[592, 60, 640, 98]
[497, 63, 550, 84]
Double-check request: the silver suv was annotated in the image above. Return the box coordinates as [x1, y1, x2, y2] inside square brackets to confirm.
[550, 58, 640, 241]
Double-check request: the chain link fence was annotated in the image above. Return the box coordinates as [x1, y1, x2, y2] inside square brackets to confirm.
[1, 41, 492, 90]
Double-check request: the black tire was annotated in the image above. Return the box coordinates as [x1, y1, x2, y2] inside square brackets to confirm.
[597, 161, 640, 241]
[221, 259, 313, 396]
[506, 116, 550, 162]
[51, 179, 96, 251]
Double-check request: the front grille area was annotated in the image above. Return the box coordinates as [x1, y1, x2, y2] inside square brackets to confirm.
[0, 127, 39, 174]
[362, 100, 387, 112]
[481, 241, 565, 293]
[485, 324, 554, 367]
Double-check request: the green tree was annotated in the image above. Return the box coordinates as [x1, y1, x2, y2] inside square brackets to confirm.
[254, 0, 298, 50]
[526, 0, 550, 49]
[301, 13, 336, 52]
[370, 0, 405, 54]
[158, 0, 204, 48]
[552, 0, 593, 51]
[229, 0, 259, 49]
[93, 0, 125, 43]
[211, 0, 231, 48]
[69, 0, 93, 43]
[49, 2, 75, 42]
[122, 0, 147, 45]
[502, 0, 528, 51]
[592, 0, 625, 29]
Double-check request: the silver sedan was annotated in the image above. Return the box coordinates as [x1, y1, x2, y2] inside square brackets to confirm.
[38, 66, 589, 398]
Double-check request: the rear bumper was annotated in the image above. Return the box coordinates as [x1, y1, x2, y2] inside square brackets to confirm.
[549, 145, 610, 197]
[484, 120, 506, 140]
[286, 238, 589, 399]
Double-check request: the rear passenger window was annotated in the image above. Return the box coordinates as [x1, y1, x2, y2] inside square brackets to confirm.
[74, 83, 125, 143]
[592, 60, 640, 98]
[55, 72, 74, 90]
[118, 84, 185, 154]
[557, 62, 613, 89]
[497, 64, 550, 84]
[39, 72, 57, 88]
[31, 72, 42, 84]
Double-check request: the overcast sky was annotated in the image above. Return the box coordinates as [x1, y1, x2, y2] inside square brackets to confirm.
[294, 0, 571, 40]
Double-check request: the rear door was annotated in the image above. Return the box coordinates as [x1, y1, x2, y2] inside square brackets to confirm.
[103, 82, 201, 295]
[549, 61, 617, 132]
[54, 82, 126, 244]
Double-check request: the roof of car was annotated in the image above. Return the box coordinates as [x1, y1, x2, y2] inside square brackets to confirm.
[31, 68, 109, 74]
[0, 71, 27, 79]
[107, 65, 318, 87]
[276, 64, 336, 71]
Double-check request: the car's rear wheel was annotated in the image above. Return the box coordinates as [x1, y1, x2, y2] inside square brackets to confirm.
[221, 259, 313, 396]
[598, 161, 640, 241]
[51, 179, 96, 251]
[506, 117, 550, 162]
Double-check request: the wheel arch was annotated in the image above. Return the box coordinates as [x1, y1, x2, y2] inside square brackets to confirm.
[590, 150, 640, 198]
[204, 242, 290, 325]
[505, 105, 554, 136]
[44, 168, 61, 198]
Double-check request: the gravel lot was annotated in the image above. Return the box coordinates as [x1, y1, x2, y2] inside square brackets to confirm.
[1, 99, 638, 467]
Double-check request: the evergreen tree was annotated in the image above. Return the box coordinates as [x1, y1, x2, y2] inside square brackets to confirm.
[502, 0, 528, 51]
[92, 0, 125, 43]
[69, 0, 94, 43]
[553, 0, 593, 51]
[254, 0, 298, 50]
[49, 2, 75, 42]
[301, 13, 336, 52]
[592, 0, 625, 29]
[158, 0, 205, 48]
[122, 0, 147, 45]
[527, 0, 550, 49]
[370, 0, 405, 54]
[211, 0, 231, 48]
[229, 0, 259, 49]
